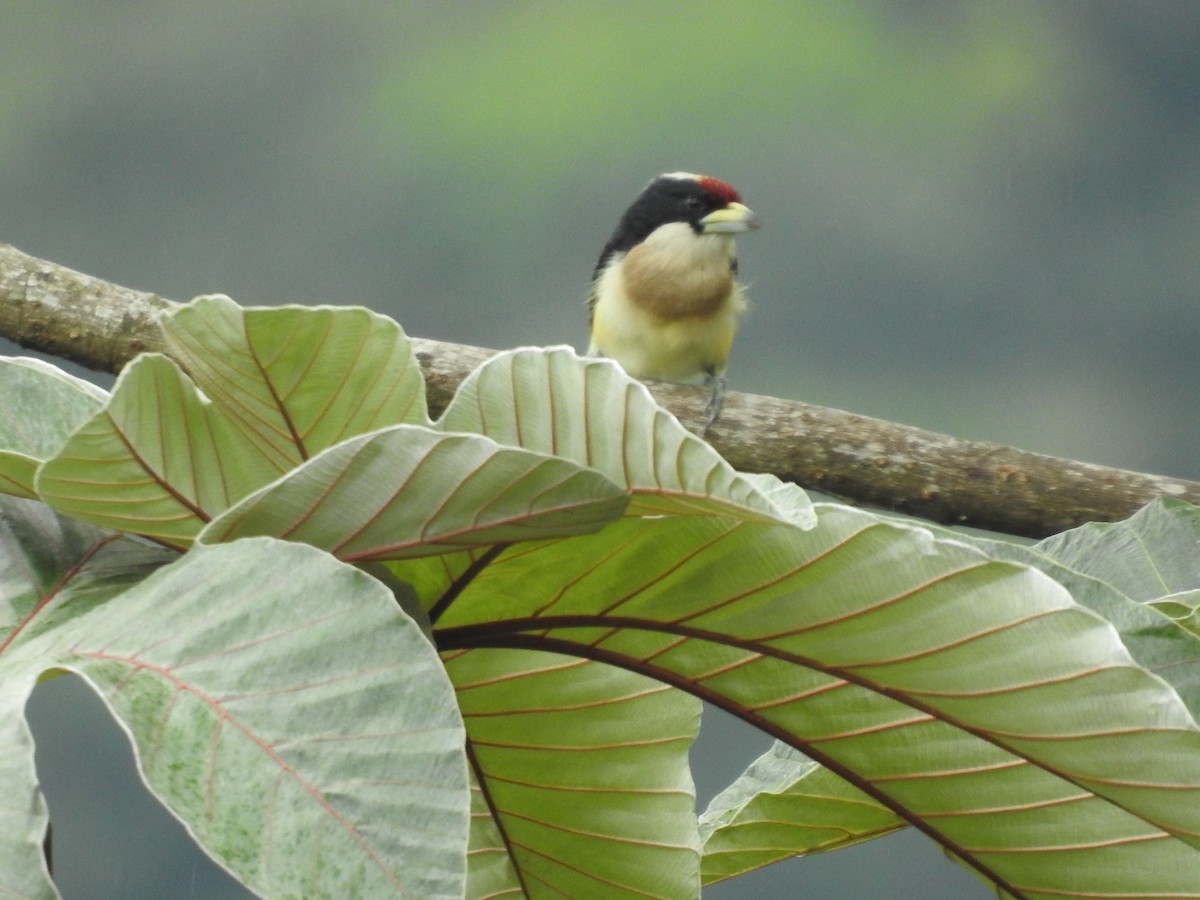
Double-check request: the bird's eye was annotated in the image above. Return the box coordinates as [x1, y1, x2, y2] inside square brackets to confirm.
[684, 195, 705, 211]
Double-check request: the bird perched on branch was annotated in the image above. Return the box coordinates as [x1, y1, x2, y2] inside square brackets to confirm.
[587, 172, 762, 431]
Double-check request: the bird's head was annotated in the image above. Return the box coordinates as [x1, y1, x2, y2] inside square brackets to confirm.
[605, 172, 762, 255]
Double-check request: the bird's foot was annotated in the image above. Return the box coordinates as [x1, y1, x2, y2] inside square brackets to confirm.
[702, 376, 727, 435]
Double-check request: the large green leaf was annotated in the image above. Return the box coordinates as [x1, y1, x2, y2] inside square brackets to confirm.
[928, 500, 1200, 714]
[701, 499, 1200, 885]
[0, 358, 108, 499]
[199, 424, 629, 560]
[427, 498, 1200, 898]
[0, 496, 171, 898]
[0, 496, 470, 898]
[34, 354, 284, 548]
[161, 294, 429, 468]
[699, 742, 904, 884]
[438, 348, 803, 523]
[446, 647, 701, 898]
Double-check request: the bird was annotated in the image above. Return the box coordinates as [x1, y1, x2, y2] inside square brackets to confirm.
[586, 172, 762, 431]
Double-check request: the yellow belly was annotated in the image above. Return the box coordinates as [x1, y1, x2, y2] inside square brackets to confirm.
[589, 283, 743, 383]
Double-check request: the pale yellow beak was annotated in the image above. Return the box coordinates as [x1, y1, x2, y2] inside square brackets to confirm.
[700, 201, 763, 234]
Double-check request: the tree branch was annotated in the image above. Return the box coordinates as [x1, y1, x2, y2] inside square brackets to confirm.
[2, 242, 1196, 538]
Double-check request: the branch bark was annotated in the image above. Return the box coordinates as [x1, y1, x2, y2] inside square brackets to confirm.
[2, 242, 1196, 538]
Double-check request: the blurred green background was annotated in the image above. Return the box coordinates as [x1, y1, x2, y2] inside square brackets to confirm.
[5, 2, 1198, 897]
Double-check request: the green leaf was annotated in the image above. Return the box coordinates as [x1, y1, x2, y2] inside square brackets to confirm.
[438, 348, 805, 523]
[0, 680, 53, 899]
[1032, 499, 1200, 716]
[402, 345, 804, 632]
[430, 503, 1200, 897]
[0, 357, 107, 499]
[199, 424, 629, 561]
[0, 497, 470, 898]
[0, 496, 171, 899]
[161, 294, 429, 469]
[699, 742, 904, 884]
[34, 300, 435, 548]
[35, 354, 284, 547]
[445, 647, 701, 898]
[932, 499, 1200, 715]
[1036, 498, 1200, 601]
[1150, 590, 1200, 638]
[737, 471, 818, 527]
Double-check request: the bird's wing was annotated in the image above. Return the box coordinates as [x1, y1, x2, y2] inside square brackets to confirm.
[586, 281, 598, 324]
[586, 243, 622, 324]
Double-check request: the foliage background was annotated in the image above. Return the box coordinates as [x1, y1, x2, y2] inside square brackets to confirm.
[2, 2, 1198, 897]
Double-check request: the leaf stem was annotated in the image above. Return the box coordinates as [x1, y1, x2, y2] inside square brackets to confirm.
[428, 544, 508, 627]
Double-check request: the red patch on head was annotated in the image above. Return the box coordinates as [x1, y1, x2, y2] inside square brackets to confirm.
[697, 176, 742, 206]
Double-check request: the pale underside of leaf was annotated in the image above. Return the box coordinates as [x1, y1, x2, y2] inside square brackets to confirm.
[0, 497, 175, 899]
[161, 294, 430, 469]
[35, 354, 283, 547]
[437, 347, 810, 525]
[199, 425, 630, 561]
[1151, 590, 1200, 638]
[0, 357, 108, 499]
[11, 535, 470, 899]
[0, 676, 54, 898]
[1036, 498, 1200, 602]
